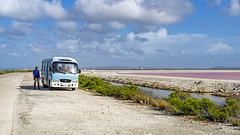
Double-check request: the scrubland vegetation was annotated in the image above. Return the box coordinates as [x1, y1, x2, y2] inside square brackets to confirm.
[79, 75, 138, 100]
[79, 75, 240, 126]
[0, 69, 32, 75]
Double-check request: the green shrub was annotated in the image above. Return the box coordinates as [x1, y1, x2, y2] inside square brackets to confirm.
[134, 92, 147, 103]
[199, 98, 224, 122]
[0, 71, 4, 75]
[155, 99, 175, 112]
[181, 97, 201, 115]
[168, 90, 190, 100]
[165, 96, 183, 113]
[78, 75, 139, 100]
[165, 90, 240, 123]
[224, 97, 240, 118]
[194, 116, 209, 121]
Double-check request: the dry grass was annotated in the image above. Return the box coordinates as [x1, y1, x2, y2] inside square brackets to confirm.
[154, 99, 176, 112]
[134, 92, 147, 104]
[229, 118, 240, 126]
[0, 71, 4, 75]
[134, 92, 176, 113]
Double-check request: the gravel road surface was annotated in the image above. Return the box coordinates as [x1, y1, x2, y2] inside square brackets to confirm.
[0, 73, 26, 135]
[0, 73, 239, 134]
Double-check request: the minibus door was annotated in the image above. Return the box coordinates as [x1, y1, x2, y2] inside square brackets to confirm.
[46, 62, 49, 83]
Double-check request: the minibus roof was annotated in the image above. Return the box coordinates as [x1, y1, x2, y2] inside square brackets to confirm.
[42, 57, 78, 64]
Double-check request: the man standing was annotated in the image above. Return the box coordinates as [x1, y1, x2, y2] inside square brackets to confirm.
[33, 66, 40, 89]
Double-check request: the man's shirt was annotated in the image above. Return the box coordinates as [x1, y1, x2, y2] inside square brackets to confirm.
[33, 70, 40, 78]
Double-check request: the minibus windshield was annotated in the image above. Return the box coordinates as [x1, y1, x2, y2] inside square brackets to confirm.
[53, 62, 78, 74]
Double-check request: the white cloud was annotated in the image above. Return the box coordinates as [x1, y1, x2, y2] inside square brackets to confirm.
[73, 0, 194, 25]
[110, 21, 126, 29]
[1, 21, 34, 39]
[1, 25, 239, 68]
[56, 21, 78, 31]
[208, 42, 233, 53]
[133, 25, 157, 33]
[127, 32, 135, 41]
[27, 43, 41, 53]
[42, 0, 68, 20]
[8, 21, 33, 35]
[74, 28, 212, 58]
[0, 0, 68, 21]
[212, 0, 240, 16]
[84, 23, 106, 32]
[229, 0, 240, 16]
[0, 44, 6, 48]
[207, 0, 221, 6]
[8, 52, 19, 56]
[50, 26, 237, 60]
[136, 28, 168, 40]
[56, 40, 79, 53]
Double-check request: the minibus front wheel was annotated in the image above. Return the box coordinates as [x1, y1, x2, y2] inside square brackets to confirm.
[49, 81, 53, 90]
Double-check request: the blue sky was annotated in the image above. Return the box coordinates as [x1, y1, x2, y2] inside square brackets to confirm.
[0, 0, 240, 69]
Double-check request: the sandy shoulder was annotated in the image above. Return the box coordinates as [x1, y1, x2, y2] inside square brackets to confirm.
[13, 73, 239, 135]
[0, 73, 27, 135]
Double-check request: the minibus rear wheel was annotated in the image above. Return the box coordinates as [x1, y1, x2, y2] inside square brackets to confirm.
[48, 81, 53, 90]
[43, 84, 47, 88]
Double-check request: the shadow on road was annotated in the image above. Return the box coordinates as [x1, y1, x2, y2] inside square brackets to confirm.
[19, 85, 73, 91]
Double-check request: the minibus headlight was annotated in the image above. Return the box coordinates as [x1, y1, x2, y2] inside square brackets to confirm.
[72, 80, 78, 83]
[52, 80, 59, 82]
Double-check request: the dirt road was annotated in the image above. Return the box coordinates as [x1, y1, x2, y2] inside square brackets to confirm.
[0, 73, 26, 135]
[0, 73, 239, 134]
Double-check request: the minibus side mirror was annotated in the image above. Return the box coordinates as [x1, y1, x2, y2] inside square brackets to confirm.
[79, 69, 81, 74]
[49, 67, 52, 71]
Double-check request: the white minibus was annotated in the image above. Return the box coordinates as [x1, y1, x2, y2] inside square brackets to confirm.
[41, 57, 80, 90]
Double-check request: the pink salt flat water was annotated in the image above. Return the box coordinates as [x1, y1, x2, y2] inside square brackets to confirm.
[118, 72, 240, 80]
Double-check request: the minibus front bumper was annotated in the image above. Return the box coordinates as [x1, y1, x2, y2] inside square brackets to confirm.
[50, 82, 78, 88]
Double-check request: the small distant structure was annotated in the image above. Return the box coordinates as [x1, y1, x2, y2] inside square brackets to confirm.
[89, 70, 95, 74]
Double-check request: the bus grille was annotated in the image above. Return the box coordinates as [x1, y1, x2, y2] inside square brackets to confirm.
[60, 79, 71, 83]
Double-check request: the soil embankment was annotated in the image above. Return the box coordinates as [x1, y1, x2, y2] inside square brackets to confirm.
[83, 70, 240, 95]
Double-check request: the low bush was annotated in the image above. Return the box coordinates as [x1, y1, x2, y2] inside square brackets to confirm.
[230, 118, 240, 126]
[168, 90, 190, 100]
[0, 70, 32, 75]
[0, 71, 4, 75]
[165, 90, 240, 123]
[224, 97, 240, 119]
[134, 92, 147, 103]
[79, 75, 139, 100]
[155, 99, 175, 112]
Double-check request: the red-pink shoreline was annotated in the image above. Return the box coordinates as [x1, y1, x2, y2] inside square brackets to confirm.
[118, 72, 240, 81]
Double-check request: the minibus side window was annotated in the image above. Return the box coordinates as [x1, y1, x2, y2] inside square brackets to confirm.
[43, 62, 45, 71]
[45, 62, 47, 71]
[47, 62, 50, 71]
[44, 62, 46, 71]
